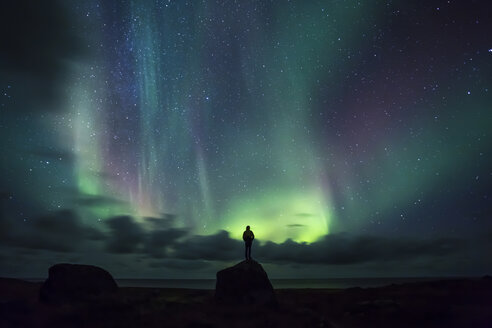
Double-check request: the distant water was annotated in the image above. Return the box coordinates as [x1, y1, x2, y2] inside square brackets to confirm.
[115, 277, 454, 290]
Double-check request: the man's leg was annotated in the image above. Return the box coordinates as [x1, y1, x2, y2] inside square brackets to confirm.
[248, 244, 252, 260]
[245, 243, 248, 260]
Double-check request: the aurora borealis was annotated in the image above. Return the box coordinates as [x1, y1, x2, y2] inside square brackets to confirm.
[70, 0, 339, 243]
[1, 0, 491, 278]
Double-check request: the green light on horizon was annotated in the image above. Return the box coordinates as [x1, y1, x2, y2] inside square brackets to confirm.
[216, 189, 331, 244]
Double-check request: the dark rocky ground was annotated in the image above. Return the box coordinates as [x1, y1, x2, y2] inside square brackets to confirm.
[1, 276, 492, 327]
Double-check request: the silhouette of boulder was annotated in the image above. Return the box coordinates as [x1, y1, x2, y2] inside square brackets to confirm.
[215, 260, 276, 305]
[40, 263, 118, 304]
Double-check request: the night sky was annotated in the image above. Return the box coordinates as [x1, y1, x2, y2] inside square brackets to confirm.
[1, 0, 491, 279]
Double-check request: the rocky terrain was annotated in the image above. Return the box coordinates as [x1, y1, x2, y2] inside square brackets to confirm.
[1, 263, 491, 327]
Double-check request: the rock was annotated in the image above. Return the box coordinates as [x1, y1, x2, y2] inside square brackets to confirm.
[215, 259, 276, 305]
[40, 263, 118, 304]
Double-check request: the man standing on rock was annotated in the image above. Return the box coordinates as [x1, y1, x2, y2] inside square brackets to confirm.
[243, 225, 255, 260]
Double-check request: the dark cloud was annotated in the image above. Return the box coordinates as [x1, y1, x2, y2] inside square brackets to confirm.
[98, 217, 468, 266]
[144, 214, 178, 230]
[0, 0, 86, 113]
[173, 230, 243, 261]
[105, 216, 144, 253]
[86, 226, 107, 241]
[166, 231, 466, 266]
[256, 233, 465, 265]
[144, 228, 188, 258]
[0, 206, 478, 277]
[75, 194, 127, 208]
[286, 224, 306, 228]
[100, 214, 189, 258]
[0, 209, 103, 252]
[148, 259, 210, 270]
[103, 214, 188, 258]
[54, 188, 128, 209]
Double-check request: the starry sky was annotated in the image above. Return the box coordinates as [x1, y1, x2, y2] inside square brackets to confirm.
[0, 0, 491, 279]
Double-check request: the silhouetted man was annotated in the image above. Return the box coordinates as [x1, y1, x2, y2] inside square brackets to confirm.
[242, 225, 254, 260]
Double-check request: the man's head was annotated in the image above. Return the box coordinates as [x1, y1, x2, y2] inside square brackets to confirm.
[246, 225, 250, 230]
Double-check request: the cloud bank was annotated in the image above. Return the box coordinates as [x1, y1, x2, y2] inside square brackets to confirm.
[0, 210, 473, 270]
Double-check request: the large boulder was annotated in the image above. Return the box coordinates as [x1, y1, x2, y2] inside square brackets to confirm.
[40, 263, 118, 304]
[215, 260, 276, 305]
